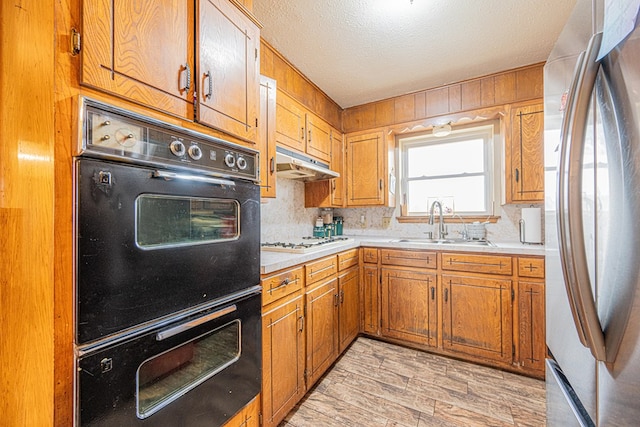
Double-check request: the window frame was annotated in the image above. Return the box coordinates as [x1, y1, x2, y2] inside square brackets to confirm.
[398, 120, 501, 219]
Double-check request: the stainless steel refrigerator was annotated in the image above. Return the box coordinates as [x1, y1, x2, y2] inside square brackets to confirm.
[545, 0, 640, 425]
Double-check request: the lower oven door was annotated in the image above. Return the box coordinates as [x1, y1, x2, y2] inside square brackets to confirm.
[76, 292, 261, 426]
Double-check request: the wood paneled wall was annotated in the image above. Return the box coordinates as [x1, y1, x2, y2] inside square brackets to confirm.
[343, 63, 543, 133]
[260, 39, 343, 129]
[0, 2, 56, 426]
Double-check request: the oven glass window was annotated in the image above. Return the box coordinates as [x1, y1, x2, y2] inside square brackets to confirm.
[137, 320, 241, 419]
[136, 195, 239, 248]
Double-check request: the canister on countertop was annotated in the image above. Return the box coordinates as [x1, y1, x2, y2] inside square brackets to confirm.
[321, 208, 333, 224]
[313, 217, 325, 237]
[333, 216, 343, 235]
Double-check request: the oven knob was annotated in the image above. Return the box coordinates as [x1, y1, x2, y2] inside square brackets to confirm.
[224, 153, 236, 168]
[188, 145, 203, 160]
[236, 156, 247, 170]
[169, 140, 186, 157]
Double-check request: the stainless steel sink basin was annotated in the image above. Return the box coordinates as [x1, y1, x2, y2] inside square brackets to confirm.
[391, 238, 495, 247]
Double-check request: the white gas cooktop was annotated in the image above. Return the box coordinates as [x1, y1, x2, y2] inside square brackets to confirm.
[261, 237, 354, 254]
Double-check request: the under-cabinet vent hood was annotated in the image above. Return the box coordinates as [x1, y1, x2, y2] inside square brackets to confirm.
[276, 147, 339, 181]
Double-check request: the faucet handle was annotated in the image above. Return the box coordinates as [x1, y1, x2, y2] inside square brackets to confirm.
[424, 231, 433, 239]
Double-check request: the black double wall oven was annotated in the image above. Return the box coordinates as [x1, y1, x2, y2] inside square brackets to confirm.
[74, 98, 261, 426]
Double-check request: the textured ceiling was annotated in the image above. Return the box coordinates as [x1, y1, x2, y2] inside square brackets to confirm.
[252, 0, 577, 108]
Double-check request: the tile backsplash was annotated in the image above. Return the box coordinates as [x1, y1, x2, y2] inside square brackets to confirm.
[261, 179, 542, 243]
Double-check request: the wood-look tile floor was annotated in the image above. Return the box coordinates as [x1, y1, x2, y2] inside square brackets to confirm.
[280, 337, 546, 427]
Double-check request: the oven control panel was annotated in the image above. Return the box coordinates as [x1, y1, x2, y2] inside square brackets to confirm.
[79, 98, 259, 182]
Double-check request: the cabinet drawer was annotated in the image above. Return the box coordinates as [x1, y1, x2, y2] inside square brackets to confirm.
[441, 252, 512, 275]
[338, 249, 359, 271]
[262, 267, 304, 307]
[381, 249, 437, 269]
[362, 248, 378, 264]
[306, 255, 338, 286]
[518, 257, 545, 279]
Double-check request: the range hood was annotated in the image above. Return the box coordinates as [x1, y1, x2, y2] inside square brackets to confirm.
[276, 147, 339, 181]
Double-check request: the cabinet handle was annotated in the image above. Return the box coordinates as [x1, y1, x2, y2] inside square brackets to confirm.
[298, 315, 304, 332]
[444, 288, 449, 303]
[269, 157, 275, 174]
[430, 287, 435, 300]
[515, 168, 519, 183]
[204, 70, 213, 100]
[308, 129, 312, 143]
[379, 179, 383, 190]
[334, 293, 339, 307]
[179, 63, 191, 92]
[300, 127, 305, 140]
[340, 289, 345, 304]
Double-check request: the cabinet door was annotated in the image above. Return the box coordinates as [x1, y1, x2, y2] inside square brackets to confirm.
[330, 128, 345, 207]
[262, 294, 305, 427]
[275, 91, 306, 152]
[517, 281, 546, 375]
[361, 264, 379, 335]
[82, 0, 194, 117]
[507, 102, 544, 203]
[442, 274, 513, 363]
[346, 131, 386, 206]
[305, 114, 331, 163]
[197, 0, 259, 143]
[305, 277, 339, 386]
[381, 268, 437, 347]
[259, 76, 277, 198]
[338, 267, 359, 352]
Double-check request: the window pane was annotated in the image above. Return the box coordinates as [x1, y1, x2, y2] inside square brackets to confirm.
[407, 176, 487, 214]
[407, 139, 484, 178]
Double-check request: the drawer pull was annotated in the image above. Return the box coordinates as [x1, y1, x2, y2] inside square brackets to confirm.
[269, 277, 295, 293]
[309, 263, 335, 276]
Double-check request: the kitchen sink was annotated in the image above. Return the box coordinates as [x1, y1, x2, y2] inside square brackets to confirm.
[391, 238, 496, 247]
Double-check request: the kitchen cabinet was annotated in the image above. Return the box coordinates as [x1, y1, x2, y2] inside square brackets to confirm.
[441, 252, 512, 276]
[361, 263, 380, 336]
[338, 266, 360, 352]
[345, 130, 395, 207]
[381, 268, 437, 347]
[505, 101, 544, 203]
[275, 90, 331, 163]
[196, 0, 260, 143]
[261, 265, 305, 427]
[223, 395, 260, 427]
[441, 273, 513, 363]
[81, 0, 261, 144]
[305, 274, 339, 386]
[82, 0, 194, 118]
[259, 75, 277, 198]
[515, 257, 545, 376]
[304, 127, 345, 208]
[381, 249, 437, 269]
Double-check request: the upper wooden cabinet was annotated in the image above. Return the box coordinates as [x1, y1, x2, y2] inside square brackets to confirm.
[345, 130, 395, 207]
[196, 0, 260, 143]
[259, 75, 277, 198]
[506, 101, 544, 203]
[82, 0, 195, 118]
[81, 0, 260, 144]
[304, 126, 344, 208]
[275, 90, 332, 164]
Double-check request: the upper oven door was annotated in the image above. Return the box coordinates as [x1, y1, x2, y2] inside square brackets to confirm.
[75, 157, 260, 345]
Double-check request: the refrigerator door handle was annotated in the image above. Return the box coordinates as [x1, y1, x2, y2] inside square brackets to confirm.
[561, 31, 609, 362]
[557, 49, 589, 347]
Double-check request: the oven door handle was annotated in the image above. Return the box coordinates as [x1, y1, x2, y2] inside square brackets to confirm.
[156, 305, 237, 341]
[153, 170, 236, 187]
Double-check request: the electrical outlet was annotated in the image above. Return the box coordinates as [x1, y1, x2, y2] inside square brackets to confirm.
[360, 214, 366, 228]
[382, 217, 391, 228]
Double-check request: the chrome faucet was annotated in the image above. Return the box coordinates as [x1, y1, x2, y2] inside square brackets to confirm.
[428, 200, 447, 240]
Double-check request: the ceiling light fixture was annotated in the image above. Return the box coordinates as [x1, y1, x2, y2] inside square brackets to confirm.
[432, 123, 452, 137]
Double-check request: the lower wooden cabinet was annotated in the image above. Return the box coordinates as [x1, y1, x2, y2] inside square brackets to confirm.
[517, 280, 546, 374]
[361, 264, 380, 335]
[305, 276, 339, 386]
[222, 395, 260, 427]
[261, 293, 305, 427]
[381, 268, 437, 347]
[441, 274, 513, 363]
[338, 266, 360, 352]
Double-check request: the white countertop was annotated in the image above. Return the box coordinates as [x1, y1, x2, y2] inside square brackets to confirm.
[260, 235, 545, 275]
